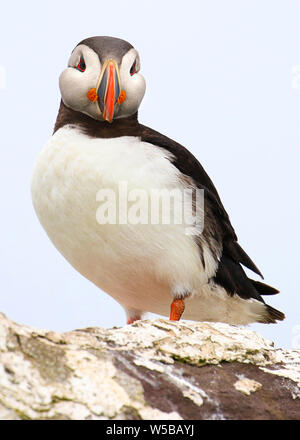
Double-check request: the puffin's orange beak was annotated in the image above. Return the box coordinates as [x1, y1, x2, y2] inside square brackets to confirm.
[96, 59, 121, 123]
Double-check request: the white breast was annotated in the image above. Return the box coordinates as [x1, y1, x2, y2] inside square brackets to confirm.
[31, 127, 207, 307]
[31, 125, 264, 324]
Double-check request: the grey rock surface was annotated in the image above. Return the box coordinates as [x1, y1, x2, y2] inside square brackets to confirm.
[0, 312, 299, 420]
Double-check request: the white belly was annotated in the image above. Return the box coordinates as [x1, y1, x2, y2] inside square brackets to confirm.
[31, 126, 265, 324]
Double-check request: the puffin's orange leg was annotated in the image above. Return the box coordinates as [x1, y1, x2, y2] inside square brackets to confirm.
[127, 316, 141, 325]
[170, 298, 185, 321]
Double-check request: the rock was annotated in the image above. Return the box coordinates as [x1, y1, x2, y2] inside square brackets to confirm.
[0, 312, 299, 420]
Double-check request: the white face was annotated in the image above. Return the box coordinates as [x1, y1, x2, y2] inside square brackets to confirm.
[59, 44, 146, 121]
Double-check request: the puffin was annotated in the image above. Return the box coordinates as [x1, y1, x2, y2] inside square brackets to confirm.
[31, 36, 285, 325]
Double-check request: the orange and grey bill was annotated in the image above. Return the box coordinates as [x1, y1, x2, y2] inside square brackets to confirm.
[103, 62, 115, 122]
[97, 59, 121, 123]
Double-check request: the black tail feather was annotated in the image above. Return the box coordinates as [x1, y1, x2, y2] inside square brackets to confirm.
[223, 241, 264, 279]
[214, 255, 285, 324]
[250, 279, 280, 296]
[261, 305, 285, 323]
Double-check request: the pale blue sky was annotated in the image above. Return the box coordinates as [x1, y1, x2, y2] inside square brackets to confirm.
[1, 0, 299, 348]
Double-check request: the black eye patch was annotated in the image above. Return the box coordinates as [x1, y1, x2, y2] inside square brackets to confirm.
[75, 57, 86, 72]
[130, 60, 137, 76]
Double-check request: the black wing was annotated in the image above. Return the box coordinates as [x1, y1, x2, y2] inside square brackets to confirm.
[140, 124, 282, 314]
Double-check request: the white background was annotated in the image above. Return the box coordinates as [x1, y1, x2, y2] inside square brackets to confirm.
[1, 0, 299, 348]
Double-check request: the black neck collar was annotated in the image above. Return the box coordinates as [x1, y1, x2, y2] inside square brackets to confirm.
[54, 101, 141, 138]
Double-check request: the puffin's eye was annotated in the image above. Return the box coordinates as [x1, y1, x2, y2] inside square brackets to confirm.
[130, 60, 137, 76]
[75, 57, 86, 72]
